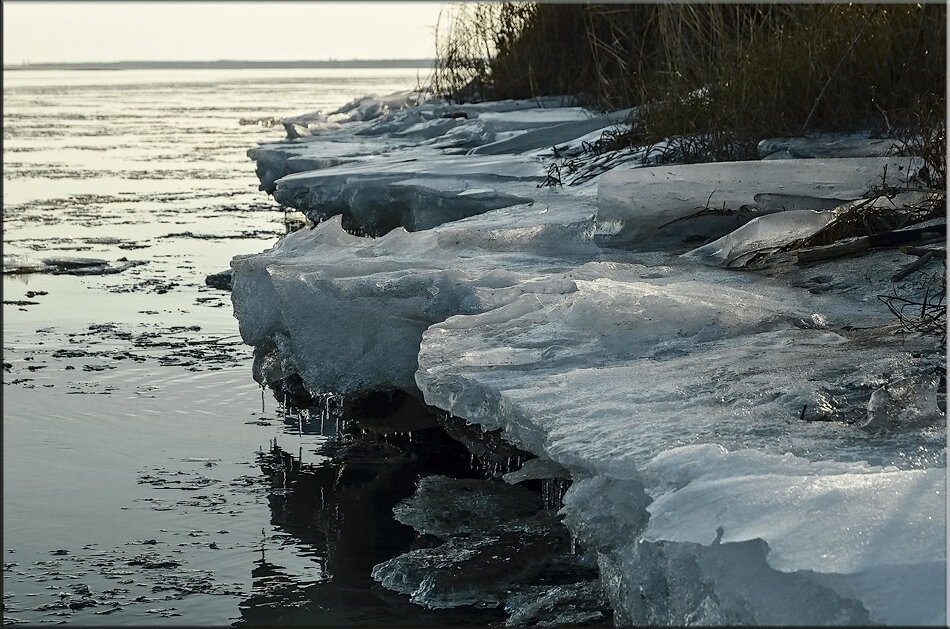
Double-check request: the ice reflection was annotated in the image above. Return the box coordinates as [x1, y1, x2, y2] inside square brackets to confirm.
[242, 389, 611, 625]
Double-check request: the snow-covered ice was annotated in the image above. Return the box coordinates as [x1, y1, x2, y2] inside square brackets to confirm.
[234, 91, 946, 625]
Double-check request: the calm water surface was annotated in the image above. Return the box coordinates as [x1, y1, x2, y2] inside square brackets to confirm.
[2, 67, 438, 625]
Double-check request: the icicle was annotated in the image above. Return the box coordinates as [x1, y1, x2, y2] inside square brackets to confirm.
[261, 385, 265, 413]
[470, 453, 476, 469]
[570, 533, 577, 555]
[408, 431, 412, 442]
[320, 486, 325, 509]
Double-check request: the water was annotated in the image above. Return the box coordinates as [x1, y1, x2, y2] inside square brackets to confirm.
[1, 67, 438, 626]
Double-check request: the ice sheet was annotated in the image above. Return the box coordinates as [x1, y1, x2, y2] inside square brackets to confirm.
[597, 156, 922, 244]
[271, 153, 547, 234]
[233, 91, 946, 626]
[230, 194, 600, 396]
[248, 97, 631, 233]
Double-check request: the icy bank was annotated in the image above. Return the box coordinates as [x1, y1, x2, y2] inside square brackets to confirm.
[415, 268, 944, 625]
[231, 197, 600, 396]
[234, 92, 946, 625]
[596, 156, 921, 244]
[247, 93, 628, 234]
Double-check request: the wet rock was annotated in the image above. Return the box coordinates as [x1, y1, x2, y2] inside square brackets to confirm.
[204, 269, 233, 291]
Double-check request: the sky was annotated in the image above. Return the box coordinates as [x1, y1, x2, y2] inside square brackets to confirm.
[2, 2, 447, 64]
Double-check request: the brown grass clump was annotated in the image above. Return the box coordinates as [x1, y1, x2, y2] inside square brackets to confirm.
[432, 3, 946, 168]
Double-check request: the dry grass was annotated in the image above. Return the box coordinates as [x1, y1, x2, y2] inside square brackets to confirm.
[432, 3, 946, 168]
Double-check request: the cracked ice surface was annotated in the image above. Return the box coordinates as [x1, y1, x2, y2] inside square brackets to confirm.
[234, 93, 946, 625]
[415, 269, 945, 625]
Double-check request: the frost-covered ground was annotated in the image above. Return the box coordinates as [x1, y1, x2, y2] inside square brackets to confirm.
[231, 91, 946, 625]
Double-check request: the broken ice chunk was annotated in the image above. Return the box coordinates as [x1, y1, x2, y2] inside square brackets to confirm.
[861, 372, 944, 432]
[683, 209, 836, 267]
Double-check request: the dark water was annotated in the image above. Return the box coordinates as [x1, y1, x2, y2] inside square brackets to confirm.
[3, 68, 608, 627]
[1, 68, 434, 626]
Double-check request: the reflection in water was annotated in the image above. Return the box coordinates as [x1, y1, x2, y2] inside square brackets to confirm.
[238, 390, 611, 626]
[238, 391, 507, 625]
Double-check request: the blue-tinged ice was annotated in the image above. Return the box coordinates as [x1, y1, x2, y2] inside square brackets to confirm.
[233, 91, 946, 626]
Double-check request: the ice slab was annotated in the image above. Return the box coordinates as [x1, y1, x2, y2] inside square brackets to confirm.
[642, 445, 944, 573]
[258, 103, 630, 234]
[758, 134, 901, 159]
[412, 252, 944, 625]
[230, 196, 599, 396]
[468, 108, 634, 156]
[391, 475, 542, 539]
[248, 139, 384, 194]
[371, 475, 603, 619]
[234, 92, 945, 626]
[629, 445, 947, 625]
[416, 267, 944, 471]
[683, 209, 836, 267]
[282, 89, 431, 138]
[596, 156, 922, 245]
[503, 456, 571, 484]
[271, 153, 547, 234]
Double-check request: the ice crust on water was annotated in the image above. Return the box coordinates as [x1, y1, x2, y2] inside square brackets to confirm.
[235, 95, 946, 625]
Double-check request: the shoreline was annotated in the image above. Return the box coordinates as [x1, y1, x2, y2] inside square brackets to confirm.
[3, 59, 434, 72]
[233, 90, 947, 625]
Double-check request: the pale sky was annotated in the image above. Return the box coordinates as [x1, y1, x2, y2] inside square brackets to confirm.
[2, 2, 448, 64]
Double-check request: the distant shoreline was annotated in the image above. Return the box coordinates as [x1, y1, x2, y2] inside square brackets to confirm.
[3, 59, 435, 71]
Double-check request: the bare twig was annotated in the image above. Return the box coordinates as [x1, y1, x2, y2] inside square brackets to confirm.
[893, 250, 936, 282]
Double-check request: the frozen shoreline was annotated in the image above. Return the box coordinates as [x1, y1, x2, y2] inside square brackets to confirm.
[232, 91, 946, 625]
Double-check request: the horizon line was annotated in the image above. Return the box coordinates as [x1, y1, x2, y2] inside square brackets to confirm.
[4, 58, 436, 70]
